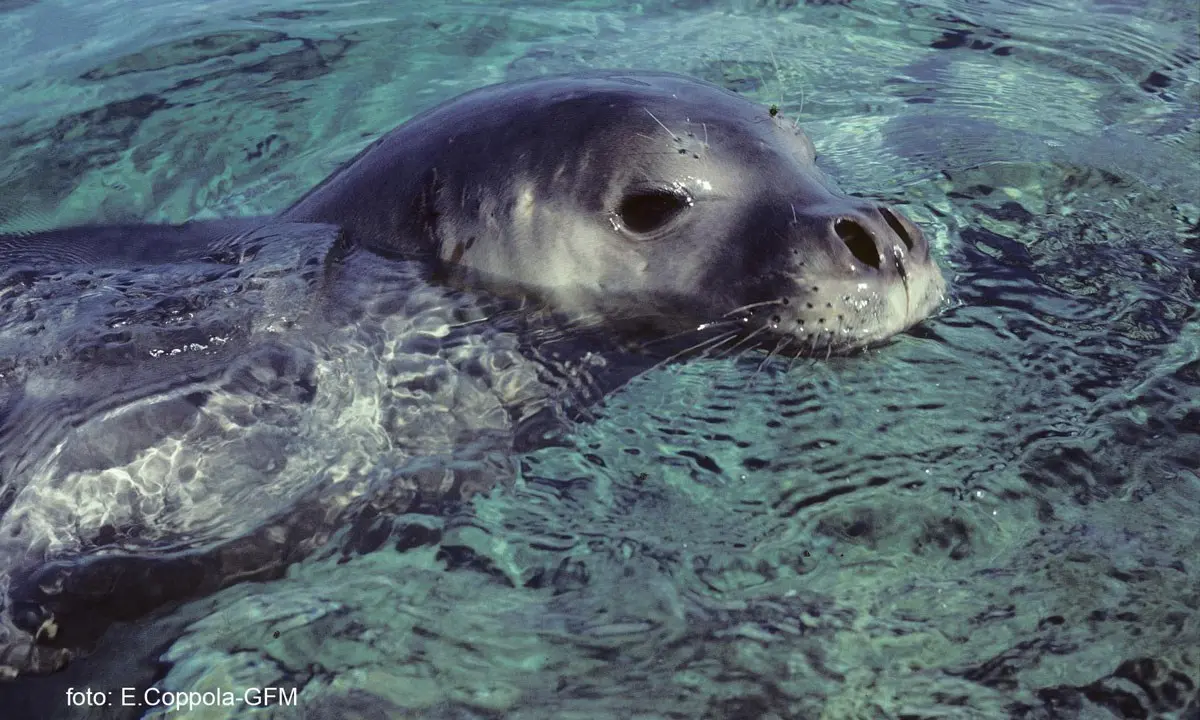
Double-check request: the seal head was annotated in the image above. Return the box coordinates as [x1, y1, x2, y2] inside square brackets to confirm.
[285, 71, 946, 356]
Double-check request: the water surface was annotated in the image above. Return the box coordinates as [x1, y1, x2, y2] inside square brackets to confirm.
[0, 0, 1196, 718]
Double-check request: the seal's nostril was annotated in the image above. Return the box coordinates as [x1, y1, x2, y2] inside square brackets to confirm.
[879, 208, 915, 252]
[834, 218, 881, 269]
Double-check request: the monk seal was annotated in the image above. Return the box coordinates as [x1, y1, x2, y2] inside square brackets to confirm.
[0, 71, 945, 676]
[281, 71, 945, 354]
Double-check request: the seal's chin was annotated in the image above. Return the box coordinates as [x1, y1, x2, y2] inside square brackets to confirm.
[732, 264, 948, 357]
[563, 257, 947, 361]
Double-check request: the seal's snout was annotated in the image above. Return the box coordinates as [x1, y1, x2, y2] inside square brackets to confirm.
[828, 204, 926, 278]
[833, 216, 886, 270]
[767, 196, 943, 353]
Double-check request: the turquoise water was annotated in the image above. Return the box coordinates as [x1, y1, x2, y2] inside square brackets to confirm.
[0, 0, 1197, 718]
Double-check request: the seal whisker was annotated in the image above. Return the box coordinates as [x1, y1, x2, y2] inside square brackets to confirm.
[667, 328, 739, 359]
[643, 108, 678, 141]
[807, 331, 822, 358]
[718, 324, 771, 361]
[730, 346, 758, 367]
[785, 343, 806, 373]
[722, 299, 783, 318]
[631, 320, 739, 351]
[610, 329, 740, 397]
[749, 336, 790, 387]
[693, 330, 742, 362]
[768, 46, 786, 113]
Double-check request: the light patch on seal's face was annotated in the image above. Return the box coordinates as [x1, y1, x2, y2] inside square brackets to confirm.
[685, 176, 714, 194]
[514, 182, 536, 223]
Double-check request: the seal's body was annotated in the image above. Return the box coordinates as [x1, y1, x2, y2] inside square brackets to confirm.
[0, 71, 945, 677]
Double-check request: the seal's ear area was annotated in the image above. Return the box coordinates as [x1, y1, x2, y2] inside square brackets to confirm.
[0, 218, 273, 269]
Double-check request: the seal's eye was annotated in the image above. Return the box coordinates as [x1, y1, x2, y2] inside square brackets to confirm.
[617, 189, 690, 235]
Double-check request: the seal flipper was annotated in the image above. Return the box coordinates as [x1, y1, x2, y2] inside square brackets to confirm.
[0, 218, 272, 268]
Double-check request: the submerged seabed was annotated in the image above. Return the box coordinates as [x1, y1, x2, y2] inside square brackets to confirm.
[0, 0, 1197, 718]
